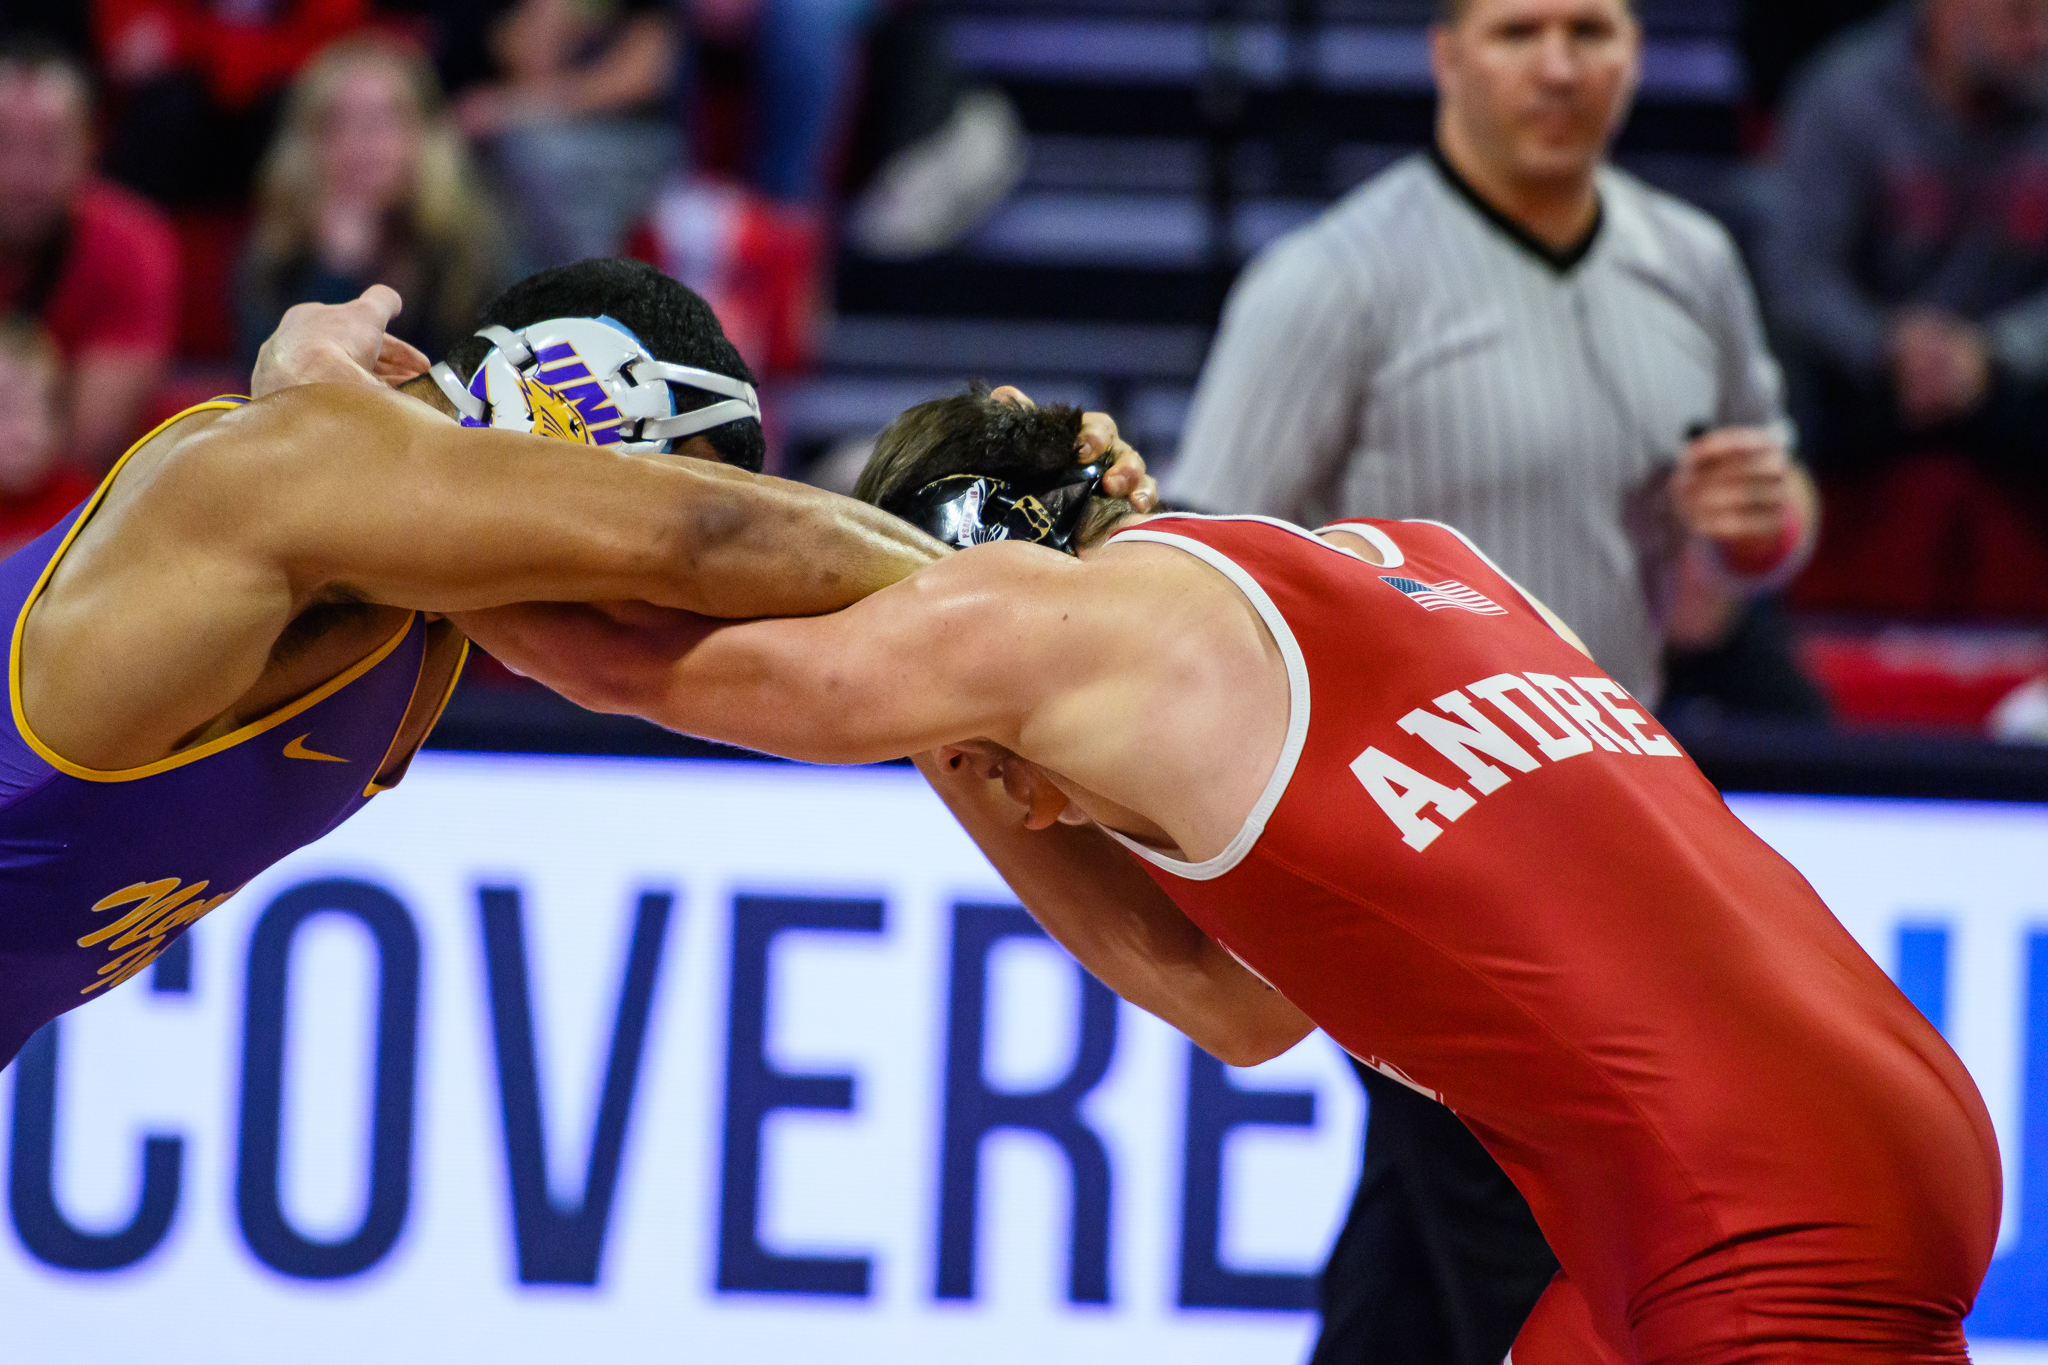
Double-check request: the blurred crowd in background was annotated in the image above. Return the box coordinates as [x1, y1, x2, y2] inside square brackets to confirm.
[0, 0, 2043, 745]
[0, 0, 1024, 438]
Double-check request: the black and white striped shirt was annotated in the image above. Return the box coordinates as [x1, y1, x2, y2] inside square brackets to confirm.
[1165, 152, 1792, 701]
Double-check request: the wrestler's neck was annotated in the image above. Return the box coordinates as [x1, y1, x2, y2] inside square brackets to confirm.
[1436, 117, 1601, 252]
[1074, 511, 1161, 559]
[400, 373, 459, 419]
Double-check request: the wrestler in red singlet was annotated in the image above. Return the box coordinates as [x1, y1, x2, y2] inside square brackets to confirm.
[1097, 514, 2000, 1365]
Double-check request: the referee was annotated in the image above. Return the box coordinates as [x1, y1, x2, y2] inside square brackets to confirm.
[1165, 0, 1819, 1361]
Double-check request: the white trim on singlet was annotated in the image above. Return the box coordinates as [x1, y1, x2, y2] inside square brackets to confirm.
[1098, 526, 1311, 882]
[1311, 520, 1406, 568]
[1336, 1045, 1443, 1104]
[1139, 512, 1402, 567]
[1400, 518, 1581, 649]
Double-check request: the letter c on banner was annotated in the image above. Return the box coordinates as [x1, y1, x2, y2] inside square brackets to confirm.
[8, 1021, 183, 1272]
[235, 879, 421, 1280]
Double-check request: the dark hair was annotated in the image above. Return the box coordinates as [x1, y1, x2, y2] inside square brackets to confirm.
[855, 383, 1132, 547]
[447, 257, 765, 473]
[1439, 0, 1631, 18]
[0, 32, 92, 112]
[0, 316, 56, 371]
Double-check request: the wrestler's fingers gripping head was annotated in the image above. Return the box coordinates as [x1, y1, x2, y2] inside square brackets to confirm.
[1103, 443, 1159, 513]
[375, 334, 432, 386]
[357, 283, 404, 326]
[854, 383, 1136, 553]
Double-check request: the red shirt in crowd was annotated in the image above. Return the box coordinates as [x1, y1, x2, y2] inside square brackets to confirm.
[0, 180, 179, 364]
[94, 0, 372, 109]
[0, 469, 95, 561]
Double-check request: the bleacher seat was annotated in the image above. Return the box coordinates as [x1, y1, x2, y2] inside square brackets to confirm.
[793, 0, 1748, 469]
[1794, 455, 2048, 622]
[172, 207, 250, 364]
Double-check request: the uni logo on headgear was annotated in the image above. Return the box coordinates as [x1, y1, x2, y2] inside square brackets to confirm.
[427, 315, 761, 455]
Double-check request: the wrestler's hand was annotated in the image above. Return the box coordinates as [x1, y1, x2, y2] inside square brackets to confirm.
[990, 384, 1160, 513]
[1889, 308, 1991, 428]
[250, 285, 432, 399]
[1080, 409, 1160, 513]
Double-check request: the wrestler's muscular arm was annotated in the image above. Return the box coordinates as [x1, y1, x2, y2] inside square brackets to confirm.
[23, 381, 940, 770]
[466, 545, 1115, 764]
[221, 383, 938, 617]
[458, 545, 1316, 1065]
[909, 753, 1314, 1066]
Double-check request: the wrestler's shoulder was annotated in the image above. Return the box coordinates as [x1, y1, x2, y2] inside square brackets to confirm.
[891, 539, 1169, 629]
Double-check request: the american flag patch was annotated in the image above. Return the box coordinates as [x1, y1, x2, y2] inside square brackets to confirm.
[1379, 575, 1508, 616]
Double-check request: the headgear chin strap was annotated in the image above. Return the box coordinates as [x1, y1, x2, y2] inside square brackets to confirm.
[427, 315, 760, 455]
[900, 464, 1107, 556]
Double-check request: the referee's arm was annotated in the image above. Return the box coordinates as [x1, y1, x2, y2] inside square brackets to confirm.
[1166, 231, 1370, 518]
[1696, 220, 1821, 581]
[1702, 220, 1796, 440]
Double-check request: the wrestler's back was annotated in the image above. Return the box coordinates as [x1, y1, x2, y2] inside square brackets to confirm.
[1103, 514, 1999, 1362]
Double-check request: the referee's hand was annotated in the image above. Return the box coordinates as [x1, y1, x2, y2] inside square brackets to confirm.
[1673, 426, 1814, 575]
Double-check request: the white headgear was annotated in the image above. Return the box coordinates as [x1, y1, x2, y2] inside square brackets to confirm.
[427, 314, 761, 455]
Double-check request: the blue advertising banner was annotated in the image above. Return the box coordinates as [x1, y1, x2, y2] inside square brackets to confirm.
[0, 756, 2042, 1363]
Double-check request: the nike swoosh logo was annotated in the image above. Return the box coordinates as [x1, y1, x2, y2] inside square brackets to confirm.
[283, 733, 349, 764]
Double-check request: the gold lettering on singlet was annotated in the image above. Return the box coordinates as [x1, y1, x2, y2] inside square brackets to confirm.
[77, 876, 240, 995]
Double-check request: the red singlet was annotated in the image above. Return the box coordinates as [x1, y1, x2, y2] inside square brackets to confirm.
[1102, 514, 1999, 1365]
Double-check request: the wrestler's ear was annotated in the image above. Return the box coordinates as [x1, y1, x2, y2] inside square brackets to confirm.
[1014, 768, 1073, 832]
[939, 742, 1008, 783]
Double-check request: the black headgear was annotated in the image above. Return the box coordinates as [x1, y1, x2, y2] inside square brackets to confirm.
[900, 463, 1107, 555]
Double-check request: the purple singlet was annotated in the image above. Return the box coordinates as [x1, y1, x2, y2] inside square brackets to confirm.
[0, 401, 464, 1067]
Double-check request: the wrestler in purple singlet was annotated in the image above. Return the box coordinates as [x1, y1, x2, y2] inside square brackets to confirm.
[0, 400, 464, 1068]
